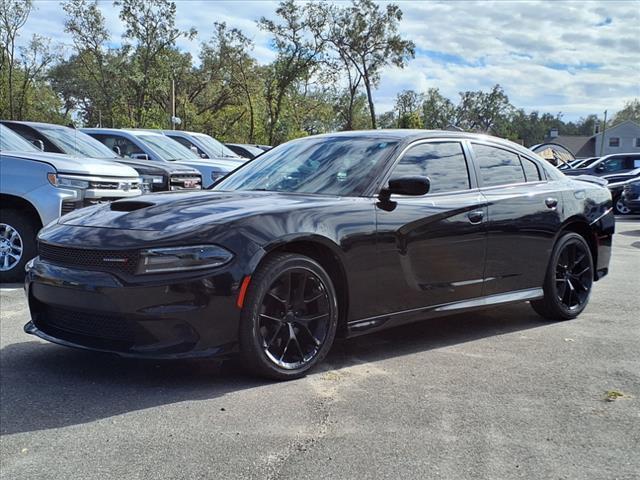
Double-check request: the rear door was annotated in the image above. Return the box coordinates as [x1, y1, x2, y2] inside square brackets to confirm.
[470, 142, 562, 296]
[374, 140, 488, 315]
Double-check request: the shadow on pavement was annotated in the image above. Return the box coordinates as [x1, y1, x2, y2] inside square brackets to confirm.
[1, 303, 546, 436]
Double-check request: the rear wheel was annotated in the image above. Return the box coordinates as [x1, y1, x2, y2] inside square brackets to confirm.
[0, 210, 37, 283]
[239, 253, 338, 380]
[531, 232, 594, 320]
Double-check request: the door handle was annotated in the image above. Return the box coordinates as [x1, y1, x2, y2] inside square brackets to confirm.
[467, 210, 484, 224]
[545, 197, 558, 209]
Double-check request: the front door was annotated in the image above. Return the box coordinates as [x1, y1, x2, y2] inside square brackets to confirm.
[374, 140, 488, 316]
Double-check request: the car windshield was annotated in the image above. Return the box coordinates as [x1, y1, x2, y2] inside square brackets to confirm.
[215, 136, 398, 196]
[0, 124, 39, 152]
[193, 133, 240, 159]
[39, 126, 117, 158]
[138, 134, 200, 161]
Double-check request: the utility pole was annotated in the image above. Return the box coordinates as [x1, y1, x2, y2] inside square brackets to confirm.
[171, 78, 176, 130]
[599, 110, 607, 157]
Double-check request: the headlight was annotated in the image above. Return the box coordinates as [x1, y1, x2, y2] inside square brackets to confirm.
[137, 245, 233, 274]
[211, 171, 227, 182]
[142, 175, 165, 184]
[47, 173, 90, 189]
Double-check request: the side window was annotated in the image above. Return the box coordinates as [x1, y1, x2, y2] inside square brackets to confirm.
[94, 135, 144, 158]
[173, 136, 204, 156]
[608, 137, 620, 148]
[391, 142, 470, 194]
[473, 144, 526, 187]
[602, 157, 624, 172]
[521, 156, 542, 182]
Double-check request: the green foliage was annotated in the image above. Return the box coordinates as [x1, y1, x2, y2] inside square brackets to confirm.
[1, 0, 636, 148]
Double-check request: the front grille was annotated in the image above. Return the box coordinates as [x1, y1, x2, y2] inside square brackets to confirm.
[89, 181, 140, 190]
[170, 174, 202, 190]
[39, 243, 139, 275]
[60, 198, 127, 216]
[36, 305, 149, 344]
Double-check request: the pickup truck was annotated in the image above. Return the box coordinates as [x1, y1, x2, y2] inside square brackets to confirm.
[1, 121, 202, 193]
[82, 128, 240, 188]
[0, 124, 141, 281]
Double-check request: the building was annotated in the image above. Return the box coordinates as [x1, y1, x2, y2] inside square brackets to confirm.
[593, 120, 640, 156]
[532, 120, 640, 161]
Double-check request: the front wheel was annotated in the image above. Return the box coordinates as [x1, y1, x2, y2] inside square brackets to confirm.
[531, 232, 594, 320]
[613, 195, 631, 215]
[0, 209, 37, 283]
[239, 253, 339, 380]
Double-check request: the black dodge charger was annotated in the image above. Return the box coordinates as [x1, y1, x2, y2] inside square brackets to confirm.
[24, 130, 614, 379]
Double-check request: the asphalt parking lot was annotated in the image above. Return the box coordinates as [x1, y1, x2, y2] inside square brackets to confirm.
[1, 218, 639, 480]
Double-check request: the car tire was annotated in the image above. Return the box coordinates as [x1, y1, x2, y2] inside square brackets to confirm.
[239, 253, 339, 380]
[531, 232, 594, 321]
[613, 195, 630, 215]
[0, 209, 38, 283]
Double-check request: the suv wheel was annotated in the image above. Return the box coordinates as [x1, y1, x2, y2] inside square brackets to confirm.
[0, 210, 37, 283]
[613, 196, 630, 215]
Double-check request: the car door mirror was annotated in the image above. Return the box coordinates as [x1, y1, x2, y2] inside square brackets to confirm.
[131, 153, 149, 160]
[112, 146, 122, 156]
[379, 176, 430, 203]
[32, 139, 45, 151]
[595, 164, 605, 172]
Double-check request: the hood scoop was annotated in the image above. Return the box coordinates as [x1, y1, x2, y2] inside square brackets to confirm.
[110, 200, 155, 212]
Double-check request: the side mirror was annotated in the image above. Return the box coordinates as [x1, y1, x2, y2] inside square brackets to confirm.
[112, 146, 122, 156]
[595, 164, 606, 173]
[32, 139, 45, 151]
[190, 146, 199, 154]
[131, 153, 149, 160]
[379, 176, 430, 202]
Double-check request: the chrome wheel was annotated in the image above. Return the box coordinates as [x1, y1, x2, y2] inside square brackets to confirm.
[615, 197, 630, 215]
[554, 240, 592, 311]
[0, 223, 23, 272]
[258, 267, 331, 370]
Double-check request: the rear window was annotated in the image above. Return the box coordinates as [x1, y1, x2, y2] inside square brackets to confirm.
[473, 144, 526, 187]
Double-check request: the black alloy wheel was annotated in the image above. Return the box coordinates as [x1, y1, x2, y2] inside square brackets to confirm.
[613, 196, 631, 215]
[239, 253, 338, 380]
[531, 232, 594, 320]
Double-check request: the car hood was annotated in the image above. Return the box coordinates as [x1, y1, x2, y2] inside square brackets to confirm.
[1, 151, 139, 177]
[114, 158, 200, 176]
[172, 158, 239, 172]
[57, 190, 344, 232]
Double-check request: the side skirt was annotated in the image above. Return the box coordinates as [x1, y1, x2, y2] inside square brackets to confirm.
[346, 288, 544, 337]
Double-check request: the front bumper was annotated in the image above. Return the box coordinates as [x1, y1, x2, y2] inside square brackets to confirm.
[24, 259, 244, 359]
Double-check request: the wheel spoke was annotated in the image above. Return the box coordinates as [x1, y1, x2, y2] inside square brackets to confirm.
[294, 271, 308, 307]
[267, 291, 287, 306]
[297, 313, 329, 326]
[266, 323, 284, 348]
[260, 313, 284, 324]
[298, 323, 322, 347]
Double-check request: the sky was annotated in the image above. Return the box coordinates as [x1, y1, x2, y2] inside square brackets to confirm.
[19, 0, 640, 121]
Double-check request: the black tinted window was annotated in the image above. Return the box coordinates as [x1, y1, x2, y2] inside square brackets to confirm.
[473, 144, 525, 187]
[391, 142, 470, 194]
[521, 157, 541, 181]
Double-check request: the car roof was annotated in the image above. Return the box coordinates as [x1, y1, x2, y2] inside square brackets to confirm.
[1, 120, 69, 130]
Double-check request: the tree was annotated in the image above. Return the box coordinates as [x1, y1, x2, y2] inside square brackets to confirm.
[612, 99, 640, 125]
[258, 0, 328, 144]
[422, 88, 456, 129]
[329, 0, 414, 128]
[455, 84, 512, 133]
[116, 0, 196, 127]
[0, 0, 32, 119]
[395, 89, 423, 128]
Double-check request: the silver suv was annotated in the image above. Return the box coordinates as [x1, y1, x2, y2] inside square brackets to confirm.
[0, 124, 141, 282]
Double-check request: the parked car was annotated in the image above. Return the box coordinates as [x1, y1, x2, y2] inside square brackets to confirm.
[621, 178, 640, 214]
[564, 153, 640, 177]
[82, 128, 239, 188]
[24, 130, 613, 379]
[0, 124, 141, 282]
[558, 158, 597, 170]
[602, 168, 640, 215]
[162, 130, 244, 163]
[1, 121, 202, 193]
[224, 143, 265, 160]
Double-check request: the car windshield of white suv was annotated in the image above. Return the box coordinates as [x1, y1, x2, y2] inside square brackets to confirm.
[138, 134, 200, 161]
[0, 124, 39, 152]
[193, 133, 240, 159]
[40, 126, 117, 158]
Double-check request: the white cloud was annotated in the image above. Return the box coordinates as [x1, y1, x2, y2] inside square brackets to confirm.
[19, 0, 640, 120]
